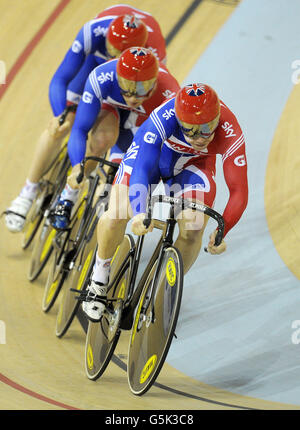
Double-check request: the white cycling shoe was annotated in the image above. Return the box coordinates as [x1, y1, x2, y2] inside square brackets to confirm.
[82, 280, 108, 322]
[5, 195, 33, 233]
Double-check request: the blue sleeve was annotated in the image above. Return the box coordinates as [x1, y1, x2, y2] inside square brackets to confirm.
[67, 75, 101, 166]
[128, 118, 165, 216]
[48, 28, 86, 116]
[128, 100, 177, 216]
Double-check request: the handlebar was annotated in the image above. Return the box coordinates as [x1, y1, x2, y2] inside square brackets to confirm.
[76, 156, 120, 184]
[143, 194, 225, 248]
[59, 105, 77, 126]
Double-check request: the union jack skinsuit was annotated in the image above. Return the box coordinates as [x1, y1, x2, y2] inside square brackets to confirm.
[66, 54, 179, 168]
[115, 95, 248, 237]
[49, 4, 167, 116]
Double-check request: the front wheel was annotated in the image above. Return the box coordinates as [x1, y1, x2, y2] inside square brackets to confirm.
[21, 184, 50, 250]
[85, 234, 134, 381]
[127, 246, 183, 396]
[27, 217, 56, 282]
[55, 230, 98, 338]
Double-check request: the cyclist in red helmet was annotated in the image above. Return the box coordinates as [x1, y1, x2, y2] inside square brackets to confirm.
[106, 15, 148, 59]
[49, 47, 179, 232]
[175, 84, 220, 145]
[116, 47, 159, 108]
[81, 82, 248, 322]
[48, 47, 180, 321]
[5, 5, 166, 234]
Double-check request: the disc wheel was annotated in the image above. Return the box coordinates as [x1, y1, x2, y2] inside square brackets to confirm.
[85, 234, 134, 380]
[41, 231, 70, 312]
[55, 227, 98, 338]
[127, 246, 183, 396]
[42, 183, 89, 312]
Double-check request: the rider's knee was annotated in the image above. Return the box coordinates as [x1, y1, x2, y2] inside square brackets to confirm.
[100, 209, 128, 231]
[90, 113, 119, 155]
[179, 226, 205, 243]
[88, 133, 113, 155]
[177, 209, 206, 242]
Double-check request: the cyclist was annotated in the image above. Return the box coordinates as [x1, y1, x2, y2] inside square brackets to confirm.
[81, 83, 249, 322]
[5, 4, 166, 233]
[49, 47, 179, 230]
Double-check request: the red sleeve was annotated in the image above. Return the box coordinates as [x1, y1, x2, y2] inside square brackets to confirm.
[221, 134, 248, 237]
[143, 18, 167, 63]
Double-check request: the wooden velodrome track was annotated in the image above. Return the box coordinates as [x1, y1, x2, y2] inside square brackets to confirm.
[0, 0, 299, 411]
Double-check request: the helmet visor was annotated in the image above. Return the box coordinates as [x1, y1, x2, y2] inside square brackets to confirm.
[106, 39, 122, 59]
[118, 76, 156, 98]
[179, 114, 220, 139]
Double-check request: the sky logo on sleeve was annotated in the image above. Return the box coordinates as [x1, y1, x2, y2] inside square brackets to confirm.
[221, 121, 237, 138]
[162, 108, 175, 120]
[93, 26, 108, 37]
[97, 71, 114, 84]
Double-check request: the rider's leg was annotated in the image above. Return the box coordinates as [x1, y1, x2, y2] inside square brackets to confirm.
[27, 112, 75, 183]
[175, 209, 209, 274]
[6, 55, 99, 233]
[82, 183, 132, 321]
[50, 108, 120, 231]
[167, 157, 217, 274]
[5, 111, 75, 233]
[93, 183, 132, 283]
[83, 106, 120, 177]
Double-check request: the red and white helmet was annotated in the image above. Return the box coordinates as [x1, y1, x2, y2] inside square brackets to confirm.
[116, 47, 158, 97]
[175, 84, 220, 138]
[106, 14, 148, 58]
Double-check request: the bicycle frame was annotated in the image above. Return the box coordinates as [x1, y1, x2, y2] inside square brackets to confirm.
[121, 194, 225, 329]
[60, 157, 119, 272]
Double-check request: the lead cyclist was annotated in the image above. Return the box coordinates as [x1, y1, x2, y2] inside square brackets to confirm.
[80, 83, 249, 322]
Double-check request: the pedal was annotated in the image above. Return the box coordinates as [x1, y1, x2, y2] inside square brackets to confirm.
[70, 288, 89, 302]
[70, 288, 107, 306]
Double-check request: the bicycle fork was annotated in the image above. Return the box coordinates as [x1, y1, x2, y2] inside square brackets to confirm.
[137, 208, 178, 331]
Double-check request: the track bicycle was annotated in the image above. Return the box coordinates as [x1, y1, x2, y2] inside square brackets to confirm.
[127, 195, 224, 395]
[74, 194, 224, 392]
[24, 106, 76, 282]
[22, 105, 76, 251]
[50, 156, 119, 338]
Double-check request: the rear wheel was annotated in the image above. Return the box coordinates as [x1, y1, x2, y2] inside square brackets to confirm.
[41, 182, 89, 312]
[127, 246, 183, 396]
[41, 232, 70, 312]
[55, 226, 98, 338]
